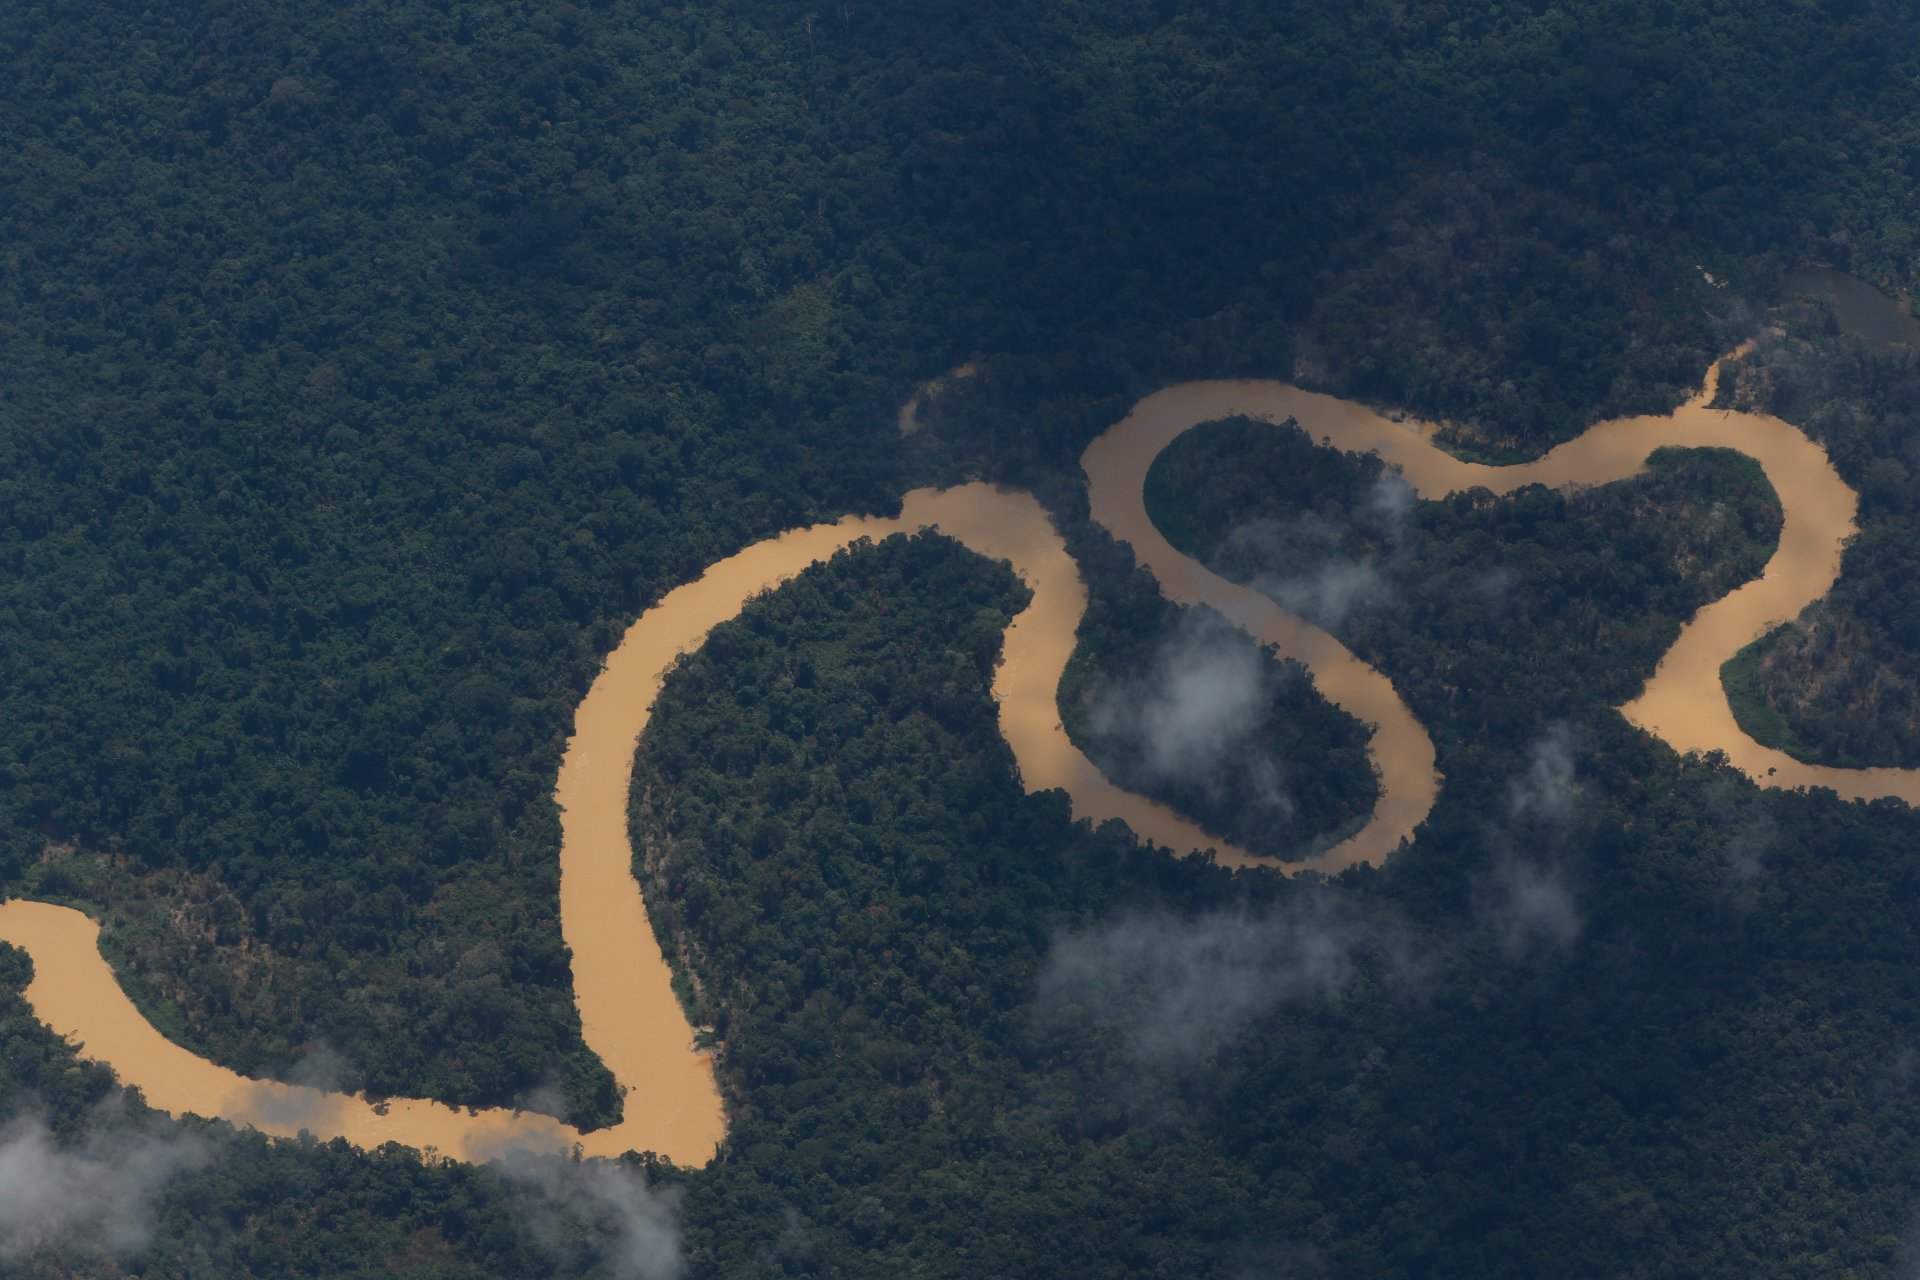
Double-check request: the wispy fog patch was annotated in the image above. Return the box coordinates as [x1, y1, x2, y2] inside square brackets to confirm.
[494, 1151, 684, 1280]
[0, 1108, 210, 1259]
[1229, 473, 1413, 630]
[1262, 560, 1390, 631]
[1478, 855, 1581, 957]
[1506, 723, 1576, 824]
[1362, 471, 1416, 528]
[1035, 895, 1417, 1069]
[1475, 726, 1584, 958]
[1085, 612, 1295, 827]
[1887, 1046, 1917, 1097]
[249, 1083, 335, 1134]
[514, 1074, 570, 1123]
[768, 1206, 814, 1268]
[289, 1040, 350, 1091]
[1722, 817, 1773, 893]
[1471, 566, 1517, 610]
[250, 1040, 351, 1133]
[1706, 777, 1776, 909]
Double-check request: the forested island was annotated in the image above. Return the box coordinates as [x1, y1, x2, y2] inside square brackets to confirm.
[8, 0, 1920, 1275]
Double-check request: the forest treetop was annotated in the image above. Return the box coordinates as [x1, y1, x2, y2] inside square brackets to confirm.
[6, 0, 1920, 1273]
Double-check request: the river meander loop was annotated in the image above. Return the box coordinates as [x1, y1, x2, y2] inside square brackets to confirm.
[0, 350, 1894, 1167]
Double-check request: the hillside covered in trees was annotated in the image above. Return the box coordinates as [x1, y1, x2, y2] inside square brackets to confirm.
[6, 0, 1920, 1274]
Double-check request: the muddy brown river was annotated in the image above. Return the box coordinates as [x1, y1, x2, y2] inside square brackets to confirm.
[0, 350, 1899, 1165]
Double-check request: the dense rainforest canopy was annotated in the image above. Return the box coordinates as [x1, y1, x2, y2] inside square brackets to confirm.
[6, 0, 1920, 1274]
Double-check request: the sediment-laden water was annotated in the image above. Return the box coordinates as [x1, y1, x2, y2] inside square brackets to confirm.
[0, 347, 1891, 1166]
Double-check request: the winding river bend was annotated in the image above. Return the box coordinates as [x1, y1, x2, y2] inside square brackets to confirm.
[0, 349, 1899, 1166]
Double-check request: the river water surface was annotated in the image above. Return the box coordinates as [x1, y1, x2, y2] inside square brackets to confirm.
[0, 484, 1229, 1165]
[1089, 354, 1920, 860]
[0, 349, 1900, 1165]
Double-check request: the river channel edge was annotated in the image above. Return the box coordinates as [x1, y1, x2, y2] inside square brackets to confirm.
[0, 348, 1892, 1167]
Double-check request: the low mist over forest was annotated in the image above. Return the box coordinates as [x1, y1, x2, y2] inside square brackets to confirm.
[6, 0, 1920, 1274]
